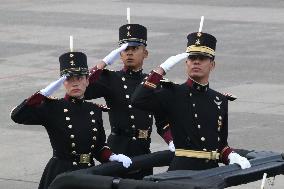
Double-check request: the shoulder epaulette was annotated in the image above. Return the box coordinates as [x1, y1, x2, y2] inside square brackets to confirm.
[160, 78, 175, 87]
[93, 103, 110, 112]
[46, 96, 59, 100]
[221, 92, 237, 101]
[103, 68, 114, 72]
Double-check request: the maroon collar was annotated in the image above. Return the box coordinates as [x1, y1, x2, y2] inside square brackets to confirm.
[186, 78, 209, 92]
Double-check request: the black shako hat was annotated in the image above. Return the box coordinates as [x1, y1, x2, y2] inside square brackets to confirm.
[59, 52, 89, 77]
[186, 32, 217, 58]
[119, 24, 147, 46]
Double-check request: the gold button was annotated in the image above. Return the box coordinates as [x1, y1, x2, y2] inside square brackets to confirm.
[93, 128, 97, 132]
[197, 124, 201, 129]
[132, 137, 136, 140]
[189, 93, 192, 96]
[121, 77, 125, 81]
[128, 105, 132, 108]
[124, 85, 127, 89]
[91, 145, 95, 149]
[72, 151, 76, 154]
[201, 137, 205, 141]
[88, 163, 91, 167]
[93, 136, 96, 140]
[68, 125, 72, 129]
[66, 117, 70, 121]
[73, 162, 77, 166]
[192, 104, 195, 107]
[132, 125, 135, 128]
[130, 115, 134, 119]
[126, 95, 130, 99]
[148, 115, 152, 118]
[219, 116, 222, 120]
[70, 135, 74, 139]
[64, 109, 68, 112]
[194, 114, 198, 118]
[71, 143, 75, 147]
[92, 119, 95, 123]
[218, 137, 220, 141]
[90, 111, 94, 115]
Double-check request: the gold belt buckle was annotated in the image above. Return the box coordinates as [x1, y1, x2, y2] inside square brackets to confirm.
[80, 154, 91, 164]
[138, 129, 149, 139]
[210, 151, 220, 160]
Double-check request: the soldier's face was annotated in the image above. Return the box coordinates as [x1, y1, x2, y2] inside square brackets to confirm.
[63, 75, 89, 98]
[120, 45, 148, 70]
[186, 55, 215, 84]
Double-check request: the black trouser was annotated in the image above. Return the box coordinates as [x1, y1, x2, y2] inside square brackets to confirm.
[168, 156, 219, 171]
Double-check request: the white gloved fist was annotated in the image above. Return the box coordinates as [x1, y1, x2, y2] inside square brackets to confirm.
[168, 141, 175, 152]
[39, 75, 66, 97]
[103, 43, 128, 65]
[160, 53, 188, 73]
[109, 154, 132, 168]
[228, 152, 251, 169]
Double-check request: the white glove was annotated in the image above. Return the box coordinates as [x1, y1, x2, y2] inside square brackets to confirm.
[103, 43, 128, 65]
[168, 141, 175, 152]
[228, 152, 251, 169]
[160, 53, 188, 73]
[109, 154, 132, 168]
[39, 76, 66, 97]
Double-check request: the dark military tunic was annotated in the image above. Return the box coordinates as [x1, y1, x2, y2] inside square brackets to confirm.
[10, 93, 112, 189]
[84, 67, 172, 179]
[131, 71, 233, 171]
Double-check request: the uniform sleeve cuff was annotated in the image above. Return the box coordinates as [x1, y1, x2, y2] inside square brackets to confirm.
[220, 146, 233, 164]
[26, 92, 45, 106]
[162, 126, 173, 144]
[99, 146, 113, 162]
[89, 66, 103, 84]
[143, 70, 163, 89]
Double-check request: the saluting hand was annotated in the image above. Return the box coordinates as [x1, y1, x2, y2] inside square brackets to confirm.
[103, 43, 128, 66]
[160, 53, 189, 73]
[39, 75, 66, 97]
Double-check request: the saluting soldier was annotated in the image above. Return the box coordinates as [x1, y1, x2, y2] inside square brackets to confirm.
[84, 23, 174, 179]
[131, 30, 251, 170]
[10, 50, 132, 189]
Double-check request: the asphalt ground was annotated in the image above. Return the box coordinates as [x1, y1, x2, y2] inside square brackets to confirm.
[0, 0, 283, 188]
